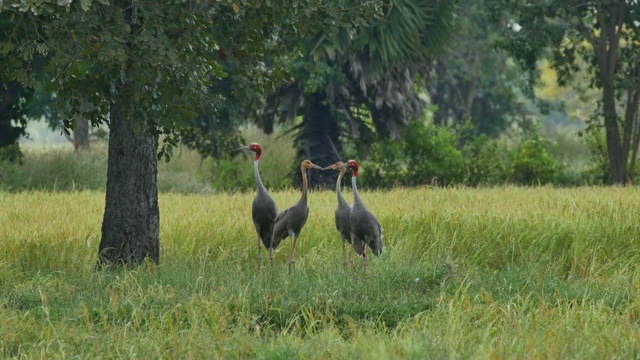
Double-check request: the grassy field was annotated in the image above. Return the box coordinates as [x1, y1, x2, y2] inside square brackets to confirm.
[2, 187, 640, 358]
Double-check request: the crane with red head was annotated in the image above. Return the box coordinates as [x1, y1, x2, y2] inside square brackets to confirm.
[332, 160, 383, 272]
[236, 142, 278, 269]
[323, 161, 365, 271]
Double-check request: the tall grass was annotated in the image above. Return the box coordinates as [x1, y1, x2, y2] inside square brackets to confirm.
[0, 126, 297, 193]
[2, 187, 640, 358]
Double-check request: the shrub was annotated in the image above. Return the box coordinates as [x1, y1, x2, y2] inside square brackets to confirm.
[360, 121, 465, 188]
[0, 144, 24, 164]
[580, 129, 608, 185]
[509, 136, 557, 185]
[462, 134, 509, 186]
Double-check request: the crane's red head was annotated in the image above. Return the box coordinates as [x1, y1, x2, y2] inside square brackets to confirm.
[346, 159, 359, 177]
[249, 143, 262, 160]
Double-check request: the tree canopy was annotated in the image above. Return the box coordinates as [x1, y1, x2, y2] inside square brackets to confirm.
[249, 0, 457, 186]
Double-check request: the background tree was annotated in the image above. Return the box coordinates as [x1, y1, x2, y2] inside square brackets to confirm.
[254, 0, 457, 187]
[496, 0, 640, 184]
[427, 0, 534, 138]
[1, 0, 383, 267]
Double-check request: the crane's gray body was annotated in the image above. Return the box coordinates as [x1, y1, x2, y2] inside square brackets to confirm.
[251, 160, 278, 248]
[349, 176, 383, 256]
[334, 176, 365, 255]
[271, 193, 309, 249]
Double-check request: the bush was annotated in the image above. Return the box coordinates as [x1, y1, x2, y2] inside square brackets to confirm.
[580, 129, 608, 185]
[360, 121, 465, 188]
[509, 136, 557, 185]
[462, 134, 509, 186]
[0, 144, 24, 164]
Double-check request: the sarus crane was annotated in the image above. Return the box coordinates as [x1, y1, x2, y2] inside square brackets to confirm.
[237, 143, 278, 269]
[334, 160, 383, 272]
[271, 159, 322, 273]
[323, 161, 364, 271]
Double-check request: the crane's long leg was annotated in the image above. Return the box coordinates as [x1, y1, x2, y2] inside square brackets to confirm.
[349, 233, 355, 274]
[269, 248, 274, 268]
[288, 229, 297, 274]
[342, 237, 347, 271]
[256, 230, 263, 271]
[269, 233, 274, 268]
[362, 241, 368, 274]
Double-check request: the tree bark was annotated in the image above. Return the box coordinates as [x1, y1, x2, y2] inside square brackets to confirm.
[592, 0, 627, 184]
[295, 92, 342, 189]
[73, 116, 90, 150]
[602, 83, 625, 184]
[97, 81, 160, 268]
[626, 82, 640, 184]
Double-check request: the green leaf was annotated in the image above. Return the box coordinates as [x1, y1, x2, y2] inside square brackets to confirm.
[80, 0, 90, 11]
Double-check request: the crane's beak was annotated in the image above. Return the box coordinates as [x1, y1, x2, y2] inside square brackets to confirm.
[333, 162, 349, 170]
[232, 145, 250, 153]
[310, 163, 323, 170]
[321, 165, 334, 170]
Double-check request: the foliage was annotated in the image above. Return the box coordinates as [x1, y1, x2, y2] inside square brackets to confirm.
[260, 0, 457, 134]
[494, 0, 640, 184]
[581, 128, 611, 185]
[426, 0, 535, 137]
[0, 0, 385, 158]
[1, 124, 600, 191]
[251, 0, 457, 186]
[360, 120, 465, 188]
[509, 136, 557, 185]
[0, 143, 24, 163]
[462, 134, 509, 186]
[3, 187, 640, 357]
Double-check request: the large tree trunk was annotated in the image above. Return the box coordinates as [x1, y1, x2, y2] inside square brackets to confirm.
[602, 83, 626, 184]
[97, 81, 159, 267]
[593, 1, 626, 184]
[73, 116, 90, 150]
[626, 81, 640, 184]
[295, 92, 342, 189]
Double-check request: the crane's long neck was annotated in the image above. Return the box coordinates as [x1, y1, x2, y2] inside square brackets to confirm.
[254, 160, 268, 195]
[336, 168, 348, 206]
[352, 174, 363, 206]
[300, 164, 308, 204]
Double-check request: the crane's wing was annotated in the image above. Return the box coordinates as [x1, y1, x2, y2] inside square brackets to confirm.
[273, 207, 292, 224]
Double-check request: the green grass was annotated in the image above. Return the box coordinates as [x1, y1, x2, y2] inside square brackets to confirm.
[1, 125, 297, 193]
[2, 187, 640, 358]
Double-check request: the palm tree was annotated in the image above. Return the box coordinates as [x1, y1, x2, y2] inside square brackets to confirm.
[256, 0, 457, 187]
